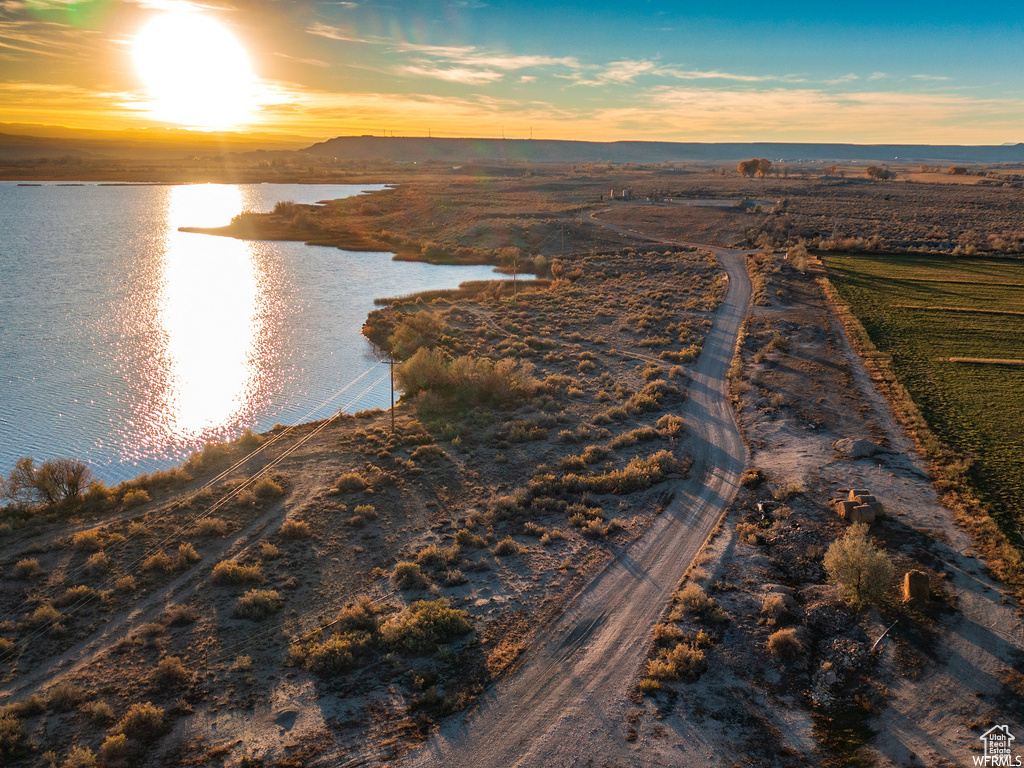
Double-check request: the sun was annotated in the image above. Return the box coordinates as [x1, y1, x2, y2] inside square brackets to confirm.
[134, 10, 255, 130]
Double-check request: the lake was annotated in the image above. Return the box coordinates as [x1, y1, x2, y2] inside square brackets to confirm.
[0, 181, 509, 483]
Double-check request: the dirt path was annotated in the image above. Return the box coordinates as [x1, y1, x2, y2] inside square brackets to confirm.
[403, 219, 752, 767]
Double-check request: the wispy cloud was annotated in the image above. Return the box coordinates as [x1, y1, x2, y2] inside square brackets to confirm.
[395, 42, 579, 71]
[305, 21, 371, 43]
[573, 59, 796, 86]
[400, 65, 503, 84]
[825, 73, 859, 85]
[272, 51, 329, 67]
[912, 74, 951, 81]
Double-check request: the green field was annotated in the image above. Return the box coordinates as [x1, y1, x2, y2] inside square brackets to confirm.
[825, 253, 1024, 531]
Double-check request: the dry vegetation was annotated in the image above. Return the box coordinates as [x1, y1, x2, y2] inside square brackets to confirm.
[0, 226, 724, 765]
[2, 163, 1024, 766]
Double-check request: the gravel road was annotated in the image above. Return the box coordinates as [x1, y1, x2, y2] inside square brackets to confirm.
[403, 226, 752, 767]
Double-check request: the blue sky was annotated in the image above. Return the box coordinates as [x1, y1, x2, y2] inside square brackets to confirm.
[1, 0, 1022, 142]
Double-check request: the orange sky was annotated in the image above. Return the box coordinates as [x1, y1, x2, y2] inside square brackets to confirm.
[2, 0, 1023, 144]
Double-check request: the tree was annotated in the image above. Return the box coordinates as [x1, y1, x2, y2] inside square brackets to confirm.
[33, 458, 93, 505]
[824, 523, 894, 607]
[865, 166, 894, 181]
[0, 457, 92, 508]
[737, 158, 771, 178]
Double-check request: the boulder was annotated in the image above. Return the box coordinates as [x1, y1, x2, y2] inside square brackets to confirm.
[848, 488, 872, 500]
[903, 570, 930, 603]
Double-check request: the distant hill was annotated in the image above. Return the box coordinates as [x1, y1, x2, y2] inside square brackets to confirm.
[0, 124, 317, 161]
[303, 136, 1024, 165]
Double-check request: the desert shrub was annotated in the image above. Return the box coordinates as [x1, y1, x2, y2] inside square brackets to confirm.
[46, 681, 84, 712]
[253, 477, 284, 499]
[302, 632, 374, 675]
[772, 481, 803, 502]
[583, 518, 615, 538]
[211, 560, 263, 586]
[194, 517, 228, 537]
[380, 599, 473, 653]
[387, 310, 449, 360]
[26, 604, 62, 628]
[63, 746, 97, 768]
[492, 537, 521, 556]
[83, 481, 113, 508]
[626, 393, 660, 414]
[184, 442, 235, 474]
[673, 584, 714, 616]
[0, 711, 22, 759]
[656, 414, 684, 439]
[114, 575, 136, 593]
[84, 551, 111, 574]
[334, 472, 367, 493]
[411, 444, 451, 463]
[142, 552, 174, 572]
[334, 595, 384, 633]
[455, 530, 487, 548]
[396, 347, 538, 407]
[824, 523, 894, 608]
[638, 678, 661, 694]
[162, 604, 196, 626]
[71, 529, 104, 551]
[110, 702, 164, 742]
[81, 700, 115, 724]
[234, 589, 284, 621]
[353, 504, 378, 520]
[739, 468, 765, 487]
[122, 488, 151, 508]
[540, 529, 565, 545]
[98, 734, 128, 764]
[654, 623, 685, 646]
[279, 520, 312, 540]
[13, 558, 42, 579]
[523, 521, 549, 538]
[56, 585, 96, 607]
[610, 427, 659, 448]
[260, 542, 282, 560]
[416, 543, 461, 567]
[767, 628, 803, 660]
[581, 445, 611, 464]
[155, 656, 192, 684]
[441, 569, 467, 586]
[760, 593, 792, 625]
[176, 543, 200, 568]
[646, 641, 707, 681]
[392, 561, 430, 590]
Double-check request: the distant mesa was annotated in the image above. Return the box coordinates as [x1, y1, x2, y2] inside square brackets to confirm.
[301, 135, 1024, 165]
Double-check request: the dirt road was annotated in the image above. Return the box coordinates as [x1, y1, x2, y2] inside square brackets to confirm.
[404, 219, 752, 767]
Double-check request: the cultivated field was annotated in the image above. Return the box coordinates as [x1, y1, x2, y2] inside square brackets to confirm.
[824, 253, 1024, 533]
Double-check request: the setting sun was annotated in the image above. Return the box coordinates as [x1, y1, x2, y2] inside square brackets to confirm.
[133, 9, 255, 130]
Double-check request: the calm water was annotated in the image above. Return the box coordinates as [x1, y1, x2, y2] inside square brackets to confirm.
[0, 182, 508, 482]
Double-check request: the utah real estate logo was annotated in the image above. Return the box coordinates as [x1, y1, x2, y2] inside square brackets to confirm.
[975, 725, 1020, 767]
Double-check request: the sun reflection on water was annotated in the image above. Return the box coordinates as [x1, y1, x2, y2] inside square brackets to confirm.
[155, 184, 263, 441]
